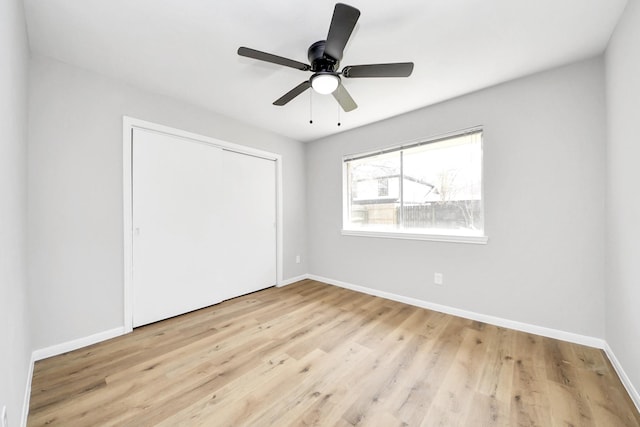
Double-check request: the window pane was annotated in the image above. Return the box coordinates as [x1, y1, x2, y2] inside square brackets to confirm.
[343, 129, 484, 239]
[402, 132, 483, 233]
[347, 151, 401, 229]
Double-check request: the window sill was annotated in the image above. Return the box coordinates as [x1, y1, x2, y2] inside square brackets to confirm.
[341, 229, 488, 244]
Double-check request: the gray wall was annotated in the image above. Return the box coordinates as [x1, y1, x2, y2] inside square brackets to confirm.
[606, 0, 640, 397]
[28, 56, 308, 350]
[307, 57, 607, 338]
[0, 0, 31, 425]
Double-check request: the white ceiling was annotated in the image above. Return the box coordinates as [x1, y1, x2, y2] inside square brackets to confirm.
[24, 0, 627, 142]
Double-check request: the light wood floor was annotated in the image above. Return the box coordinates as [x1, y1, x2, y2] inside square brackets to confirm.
[28, 279, 640, 426]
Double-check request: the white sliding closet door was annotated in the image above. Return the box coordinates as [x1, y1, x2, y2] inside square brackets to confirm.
[132, 128, 276, 327]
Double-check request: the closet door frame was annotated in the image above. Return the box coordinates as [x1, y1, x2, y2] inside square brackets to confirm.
[122, 116, 283, 333]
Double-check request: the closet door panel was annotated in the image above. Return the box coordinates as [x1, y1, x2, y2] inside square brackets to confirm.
[132, 129, 276, 327]
[216, 149, 276, 300]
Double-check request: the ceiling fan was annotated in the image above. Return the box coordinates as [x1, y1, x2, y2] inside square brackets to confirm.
[237, 3, 414, 112]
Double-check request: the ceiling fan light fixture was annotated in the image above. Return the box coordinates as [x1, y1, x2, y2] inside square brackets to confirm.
[311, 72, 339, 94]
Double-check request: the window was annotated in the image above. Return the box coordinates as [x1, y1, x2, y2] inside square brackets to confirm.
[377, 178, 389, 197]
[343, 128, 486, 243]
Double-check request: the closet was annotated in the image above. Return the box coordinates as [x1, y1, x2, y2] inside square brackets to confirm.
[130, 127, 277, 327]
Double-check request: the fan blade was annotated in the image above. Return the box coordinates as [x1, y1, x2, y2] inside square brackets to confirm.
[332, 82, 357, 112]
[238, 47, 310, 71]
[342, 62, 414, 78]
[324, 3, 360, 61]
[273, 81, 312, 106]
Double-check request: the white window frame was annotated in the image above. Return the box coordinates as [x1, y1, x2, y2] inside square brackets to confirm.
[342, 127, 488, 244]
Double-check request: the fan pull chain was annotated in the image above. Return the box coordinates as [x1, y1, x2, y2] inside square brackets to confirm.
[337, 103, 341, 127]
[309, 90, 313, 124]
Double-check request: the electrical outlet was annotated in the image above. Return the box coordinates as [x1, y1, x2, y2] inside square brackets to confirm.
[1, 405, 7, 427]
[295, 255, 301, 264]
[434, 273, 444, 285]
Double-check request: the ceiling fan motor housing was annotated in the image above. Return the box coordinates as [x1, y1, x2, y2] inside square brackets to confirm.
[308, 40, 339, 73]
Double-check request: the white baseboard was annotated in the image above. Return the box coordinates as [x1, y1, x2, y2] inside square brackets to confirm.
[308, 274, 606, 349]
[21, 352, 35, 427]
[32, 327, 126, 362]
[604, 343, 640, 412]
[277, 274, 311, 287]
